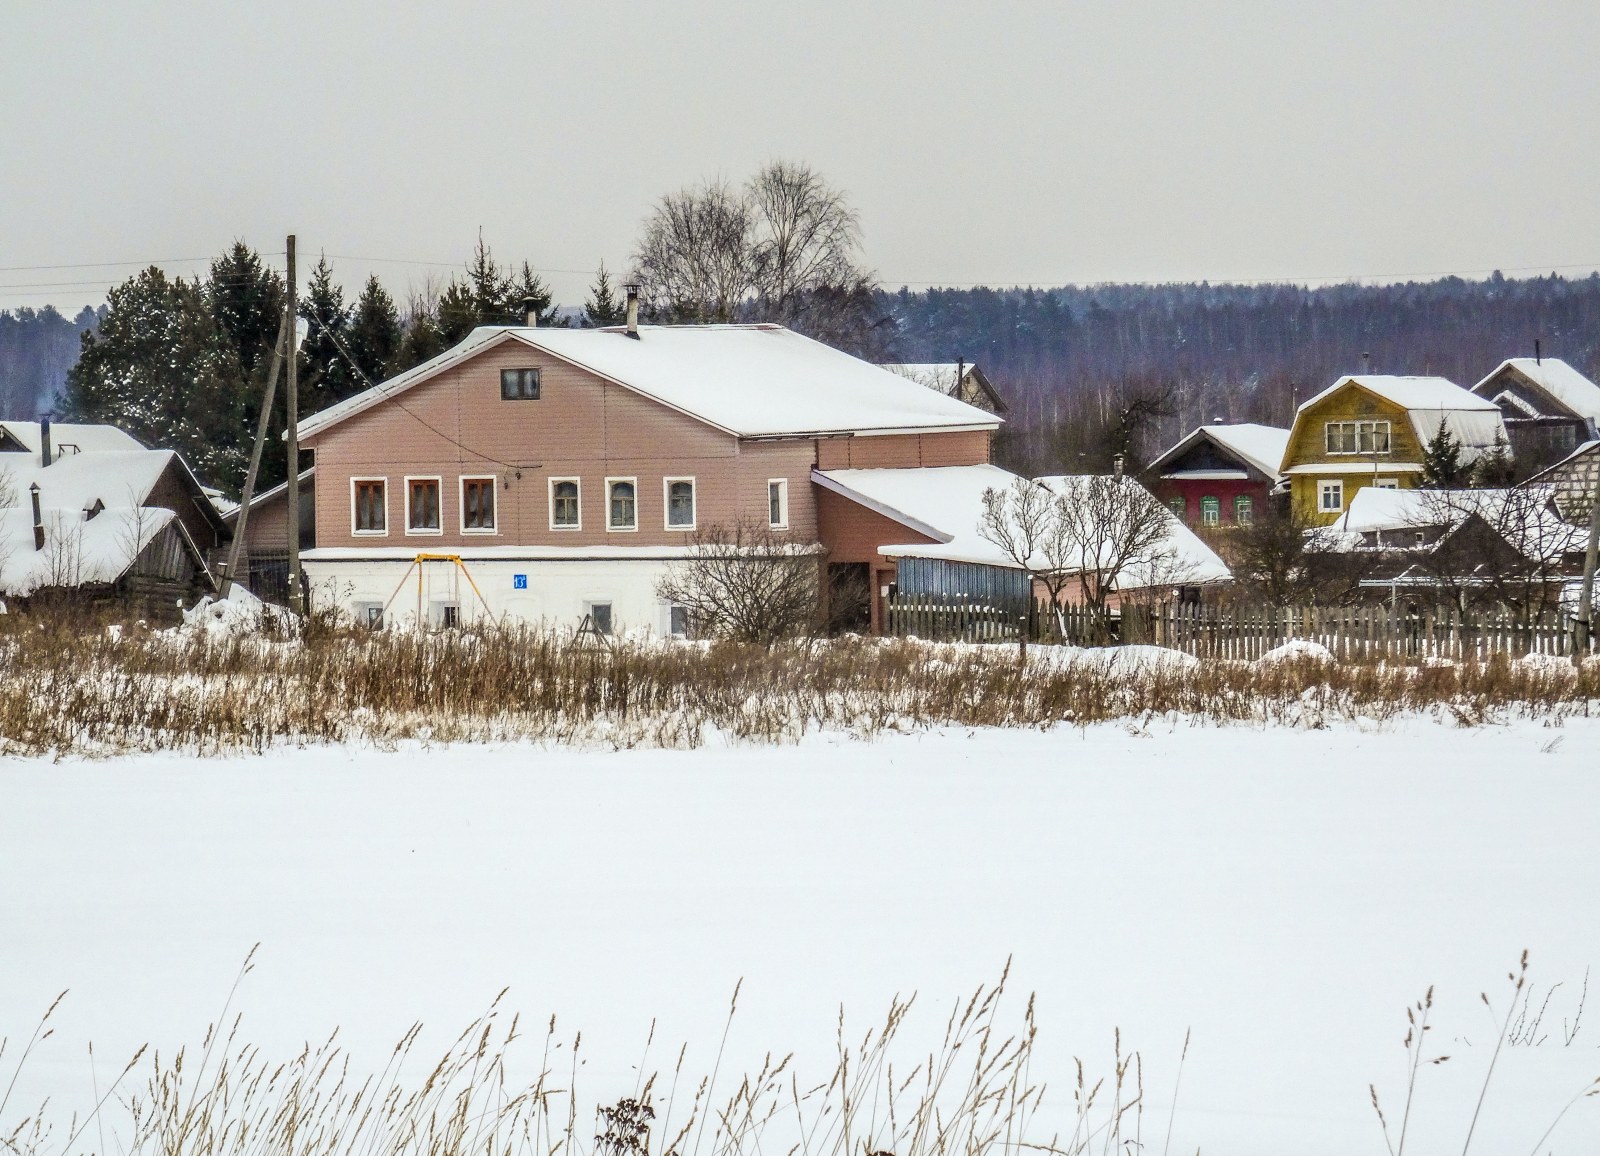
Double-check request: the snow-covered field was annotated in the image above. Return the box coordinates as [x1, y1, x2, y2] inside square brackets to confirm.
[4, 718, 1599, 1155]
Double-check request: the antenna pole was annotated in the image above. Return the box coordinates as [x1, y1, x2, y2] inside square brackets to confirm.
[285, 235, 304, 614]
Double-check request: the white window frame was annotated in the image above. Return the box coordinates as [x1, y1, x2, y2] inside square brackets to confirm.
[584, 600, 614, 635]
[663, 476, 696, 531]
[1199, 496, 1221, 526]
[767, 478, 789, 529]
[459, 475, 498, 535]
[1233, 494, 1254, 524]
[1319, 479, 1344, 513]
[605, 476, 638, 533]
[1374, 477, 1400, 490]
[350, 476, 389, 537]
[548, 476, 581, 532]
[404, 475, 443, 536]
[1325, 419, 1392, 455]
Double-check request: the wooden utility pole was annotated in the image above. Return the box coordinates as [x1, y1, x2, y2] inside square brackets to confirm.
[285, 235, 304, 614]
[217, 310, 289, 597]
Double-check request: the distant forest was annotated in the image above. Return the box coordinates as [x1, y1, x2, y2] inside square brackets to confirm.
[6, 270, 1600, 480]
[878, 273, 1600, 474]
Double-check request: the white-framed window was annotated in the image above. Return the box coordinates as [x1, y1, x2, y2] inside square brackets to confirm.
[549, 477, 581, 531]
[1200, 496, 1220, 525]
[1325, 420, 1391, 455]
[606, 477, 637, 531]
[405, 476, 442, 534]
[1234, 495, 1253, 524]
[668, 604, 690, 637]
[351, 477, 388, 536]
[664, 476, 696, 530]
[767, 478, 789, 529]
[352, 601, 384, 630]
[460, 475, 497, 533]
[1374, 477, 1400, 490]
[1319, 479, 1344, 513]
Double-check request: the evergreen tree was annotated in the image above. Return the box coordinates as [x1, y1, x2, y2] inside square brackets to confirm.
[208, 242, 284, 379]
[436, 278, 480, 346]
[583, 263, 624, 327]
[513, 261, 559, 326]
[347, 275, 402, 384]
[64, 268, 248, 489]
[1472, 431, 1515, 486]
[465, 233, 515, 322]
[1421, 418, 1466, 488]
[297, 255, 354, 407]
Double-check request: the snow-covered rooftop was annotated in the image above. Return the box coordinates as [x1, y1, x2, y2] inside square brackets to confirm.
[1296, 375, 1508, 461]
[301, 325, 1002, 441]
[814, 466, 1230, 587]
[1336, 484, 1582, 558]
[1474, 357, 1600, 420]
[1153, 423, 1290, 479]
[1035, 475, 1232, 586]
[0, 427, 218, 597]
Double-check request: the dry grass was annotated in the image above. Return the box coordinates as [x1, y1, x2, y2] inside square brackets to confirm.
[1, 962, 1151, 1156]
[0, 611, 1596, 758]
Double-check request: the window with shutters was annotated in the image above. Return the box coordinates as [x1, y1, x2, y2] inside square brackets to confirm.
[461, 477, 496, 533]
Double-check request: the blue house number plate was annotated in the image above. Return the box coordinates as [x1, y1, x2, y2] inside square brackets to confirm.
[513, 574, 528, 590]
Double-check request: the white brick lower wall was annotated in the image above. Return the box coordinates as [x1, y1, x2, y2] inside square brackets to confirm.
[304, 556, 682, 636]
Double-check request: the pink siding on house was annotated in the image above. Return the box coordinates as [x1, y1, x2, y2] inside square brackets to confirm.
[302, 341, 819, 548]
[814, 430, 991, 470]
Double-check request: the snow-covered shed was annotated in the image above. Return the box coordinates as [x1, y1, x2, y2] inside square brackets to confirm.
[0, 421, 224, 616]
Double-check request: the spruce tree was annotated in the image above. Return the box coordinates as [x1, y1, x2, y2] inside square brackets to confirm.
[436, 279, 480, 345]
[208, 242, 284, 379]
[1420, 418, 1465, 488]
[465, 233, 515, 322]
[347, 275, 402, 384]
[513, 261, 559, 326]
[65, 267, 248, 489]
[297, 255, 354, 408]
[583, 263, 624, 327]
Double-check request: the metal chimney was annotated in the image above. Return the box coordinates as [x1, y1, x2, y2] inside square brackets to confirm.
[623, 283, 640, 339]
[521, 296, 538, 327]
[1535, 338, 1542, 365]
[29, 483, 43, 550]
[1113, 453, 1125, 482]
[39, 416, 51, 468]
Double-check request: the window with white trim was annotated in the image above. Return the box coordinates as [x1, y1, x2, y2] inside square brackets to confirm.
[1374, 477, 1399, 490]
[767, 479, 788, 529]
[550, 478, 580, 530]
[1325, 420, 1391, 455]
[352, 478, 387, 534]
[461, 476, 496, 532]
[1234, 495, 1253, 524]
[406, 477, 441, 533]
[665, 477, 695, 529]
[1319, 479, 1344, 513]
[1200, 496, 1220, 525]
[607, 478, 637, 531]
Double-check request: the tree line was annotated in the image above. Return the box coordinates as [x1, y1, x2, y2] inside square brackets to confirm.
[7, 159, 1600, 495]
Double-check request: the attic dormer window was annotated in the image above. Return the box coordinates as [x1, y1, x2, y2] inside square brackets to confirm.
[83, 498, 105, 521]
[501, 368, 540, 400]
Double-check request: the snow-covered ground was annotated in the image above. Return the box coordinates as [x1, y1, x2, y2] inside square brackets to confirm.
[4, 719, 1599, 1155]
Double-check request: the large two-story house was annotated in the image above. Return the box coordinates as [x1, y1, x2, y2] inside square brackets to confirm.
[1281, 375, 1509, 525]
[1470, 356, 1600, 474]
[296, 321, 1009, 634]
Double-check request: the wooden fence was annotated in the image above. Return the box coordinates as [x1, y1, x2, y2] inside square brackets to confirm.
[1122, 603, 1576, 662]
[888, 594, 1579, 660]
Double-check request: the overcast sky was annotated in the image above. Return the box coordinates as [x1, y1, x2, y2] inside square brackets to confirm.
[5, 1, 1599, 313]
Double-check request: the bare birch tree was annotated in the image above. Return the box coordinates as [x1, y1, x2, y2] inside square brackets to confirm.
[630, 179, 756, 323]
[1050, 475, 1188, 637]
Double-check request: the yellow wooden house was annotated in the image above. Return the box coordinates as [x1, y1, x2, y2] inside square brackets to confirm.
[1281, 375, 1508, 524]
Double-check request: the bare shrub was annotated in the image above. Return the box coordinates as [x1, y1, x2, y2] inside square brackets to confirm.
[656, 520, 821, 646]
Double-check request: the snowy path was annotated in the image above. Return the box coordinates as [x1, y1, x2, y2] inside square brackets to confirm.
[4, 717, 1599, 1155]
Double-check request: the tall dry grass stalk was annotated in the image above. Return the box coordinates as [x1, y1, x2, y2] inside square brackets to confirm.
[0, 611, 1596, 758]
[1, 966, 1150, 1156]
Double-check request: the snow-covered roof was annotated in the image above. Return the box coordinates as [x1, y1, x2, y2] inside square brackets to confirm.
[1296, 375, 1508, 461]
[301, 325, 1002, 442]
[0, 506, 181, 597]
[0, 430, 221, 597]
[1336, 485, 1582, 558]
[1151, 423, 1290, 479]
[813, 466, 1230, 587]
[1473, 357, 1600, 420]
[0, 421, 145, 465]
